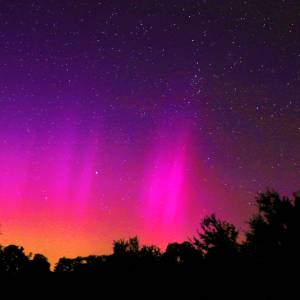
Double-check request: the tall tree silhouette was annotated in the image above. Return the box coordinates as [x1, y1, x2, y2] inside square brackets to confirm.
[245, 190, 300, 263]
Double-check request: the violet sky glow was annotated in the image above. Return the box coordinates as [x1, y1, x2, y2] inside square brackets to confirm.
[0, 1, 299, 264]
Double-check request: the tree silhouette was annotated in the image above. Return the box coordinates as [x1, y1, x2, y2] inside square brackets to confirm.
[193, 214, 239, 261]
[163, 242, 201, 266]
[54, 257, 76, 272]
[244, 190, 300, 264]
[29, 254, 51, 273]
[140, 245, 161, 261]
[0, 187, 299, 286]
[128, 236, 139, 254]
[113, 236, 140, 255]
[0, 245, 29, 273]
[111, 236, 141, 273]
[113, 239, 129, 256]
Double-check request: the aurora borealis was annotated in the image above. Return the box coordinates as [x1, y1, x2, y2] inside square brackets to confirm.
[0, 1, 299, 264]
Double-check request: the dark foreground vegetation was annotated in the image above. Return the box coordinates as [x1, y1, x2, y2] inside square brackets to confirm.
[1, 189, 299, 287]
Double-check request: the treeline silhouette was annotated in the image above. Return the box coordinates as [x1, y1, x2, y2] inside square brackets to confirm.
[0, 189, 299, 276]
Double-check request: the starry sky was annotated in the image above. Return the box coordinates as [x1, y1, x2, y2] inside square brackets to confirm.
[0, 0, 299, 264]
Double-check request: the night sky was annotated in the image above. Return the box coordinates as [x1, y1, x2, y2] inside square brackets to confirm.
[0, 0, 299, 264]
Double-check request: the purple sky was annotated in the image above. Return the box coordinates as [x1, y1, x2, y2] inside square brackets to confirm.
[0, 0, 299, 263]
